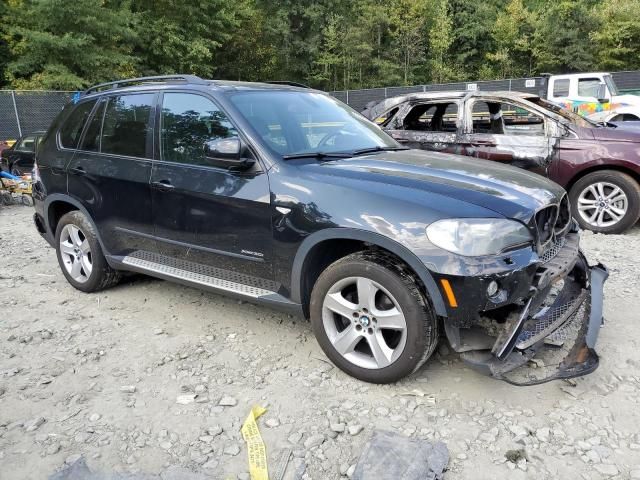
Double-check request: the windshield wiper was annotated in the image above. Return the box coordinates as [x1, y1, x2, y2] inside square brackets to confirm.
[350, 145, 410, 156]
[281, 151, 353, 160]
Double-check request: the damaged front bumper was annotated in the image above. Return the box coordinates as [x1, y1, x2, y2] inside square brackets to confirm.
[438, 232, 609, 386]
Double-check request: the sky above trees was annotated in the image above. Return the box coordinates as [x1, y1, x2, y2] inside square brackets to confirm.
[1, 0, 639, 91]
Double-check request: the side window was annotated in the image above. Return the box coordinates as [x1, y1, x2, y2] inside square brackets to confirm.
[15, 136, 36, 152]
[161, 93, 237, 165]
[101, 94, 154, 158]
[80, 101, 106, 152]
[501, 103, 545, 136]
[471, 101, 544, 136]
[403, 103, 458, 132]
[375, 107, 399, 127]
[577, 78, 602, 98]
[552, 79, 570, 97]
[59, 100, 96, 149]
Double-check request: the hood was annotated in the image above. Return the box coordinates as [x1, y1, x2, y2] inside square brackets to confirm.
[304, 149, 565, 222]
[611, 95, 640, 109]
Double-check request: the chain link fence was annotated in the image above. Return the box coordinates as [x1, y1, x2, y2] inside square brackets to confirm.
[331, 70, 640, 112]
[0, 90, 77, 140]
[2, 69, 640, 140]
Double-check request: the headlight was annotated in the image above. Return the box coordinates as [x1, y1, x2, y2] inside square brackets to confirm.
[426, 218, 532, 256]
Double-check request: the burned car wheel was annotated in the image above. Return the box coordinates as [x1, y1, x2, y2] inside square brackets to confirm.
[310, 252, 438, 384]
[570, 170, 640, 234]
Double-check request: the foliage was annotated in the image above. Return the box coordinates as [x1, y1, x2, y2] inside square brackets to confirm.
[0, 0, 638, 90]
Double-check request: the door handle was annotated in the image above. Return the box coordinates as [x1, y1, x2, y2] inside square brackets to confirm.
[51, 167, 65, 175]
[471, 140, 496, 147]
[70, 166, 86, 176]
[151, 180, 175, 191]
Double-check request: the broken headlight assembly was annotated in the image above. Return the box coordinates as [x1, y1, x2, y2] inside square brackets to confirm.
[426, 218, 532, 256]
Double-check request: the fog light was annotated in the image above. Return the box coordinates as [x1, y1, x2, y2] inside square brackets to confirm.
[487, 280, 499, 297]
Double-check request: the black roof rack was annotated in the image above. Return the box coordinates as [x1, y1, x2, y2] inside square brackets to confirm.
[83, 75, 208, 96]
[265, 81, 310, 88]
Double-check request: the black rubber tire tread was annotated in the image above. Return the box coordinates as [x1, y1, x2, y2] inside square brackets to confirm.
[569, 170, 640, 234]
[55, 210, 121, 292]
[310, 250, 439, 384]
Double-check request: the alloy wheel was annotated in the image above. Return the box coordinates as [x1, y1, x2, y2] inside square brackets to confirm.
[577, 181, 628, 228]
[59, 224, 93, 283]
[322, 276, 407, 369]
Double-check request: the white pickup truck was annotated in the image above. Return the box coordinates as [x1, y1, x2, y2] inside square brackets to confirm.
[545, 72, 640, 116]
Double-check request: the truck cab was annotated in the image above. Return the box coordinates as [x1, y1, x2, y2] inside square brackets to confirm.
[546, 72, 640, 116]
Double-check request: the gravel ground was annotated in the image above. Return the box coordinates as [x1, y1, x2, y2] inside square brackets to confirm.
[1, 204, 640, 480]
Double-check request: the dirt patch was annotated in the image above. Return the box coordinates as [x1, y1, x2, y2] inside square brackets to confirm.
[1, 204, 640, 479]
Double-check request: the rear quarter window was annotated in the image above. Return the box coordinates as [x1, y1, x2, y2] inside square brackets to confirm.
[59, 100, 96, 149]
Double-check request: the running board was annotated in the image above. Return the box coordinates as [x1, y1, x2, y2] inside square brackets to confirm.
[109, 251, 302, 314]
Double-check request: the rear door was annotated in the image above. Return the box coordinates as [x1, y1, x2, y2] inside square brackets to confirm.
[150, 91, 272, 278]
[386, 101, 462, 154]
[460, 98, 554, 176]
[67, 92, 157, 255]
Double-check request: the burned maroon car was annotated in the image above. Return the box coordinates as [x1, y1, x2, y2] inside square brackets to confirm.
[365, 91, 640, 234]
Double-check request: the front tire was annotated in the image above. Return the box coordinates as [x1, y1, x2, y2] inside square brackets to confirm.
[569, 170, 640, 234]
[55, 211, 121, 292]
[310, 252, 438, 384]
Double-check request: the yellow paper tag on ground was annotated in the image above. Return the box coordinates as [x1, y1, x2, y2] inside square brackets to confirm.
[241, 405, 269, 480]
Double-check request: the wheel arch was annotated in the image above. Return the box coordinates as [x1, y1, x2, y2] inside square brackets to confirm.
[566, 164, 640, 194]
[291, 228, 447, 318]
[44, 194, 109, 255]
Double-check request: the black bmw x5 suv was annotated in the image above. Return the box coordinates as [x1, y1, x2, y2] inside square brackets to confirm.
[33, 75, 608, 385]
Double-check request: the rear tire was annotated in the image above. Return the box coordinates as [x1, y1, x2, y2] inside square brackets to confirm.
[569, 170, 640, 234]
[55, 211, 121, 292]
[310, 251, 438, 383]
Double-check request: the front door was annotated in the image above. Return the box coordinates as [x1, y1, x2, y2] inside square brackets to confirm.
[460, 99, 554, 176]
[150, 91, 272, 280]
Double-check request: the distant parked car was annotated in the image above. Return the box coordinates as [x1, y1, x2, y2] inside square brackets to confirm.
[0, 131, 45, 175]
[588, 106, 640, 124]
[365, 91, 640, 234]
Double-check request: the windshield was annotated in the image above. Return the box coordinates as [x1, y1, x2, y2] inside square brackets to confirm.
[604, 75, 619, 96]
[228, 91, 398, 157]
[529, 98, 596, 128]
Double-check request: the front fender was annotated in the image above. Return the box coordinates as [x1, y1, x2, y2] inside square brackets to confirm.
[290, 227, 448, 317]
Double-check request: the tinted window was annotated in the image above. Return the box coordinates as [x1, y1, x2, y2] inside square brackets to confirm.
[80, 101, 106, 152]
[15, 135, 36, 152]
[552, 79, 570, 97]
[161, 93, 237, 165]
[101, 94, 154, 158]
[577, 78, 601, 97]
[60, 101, 96, 149]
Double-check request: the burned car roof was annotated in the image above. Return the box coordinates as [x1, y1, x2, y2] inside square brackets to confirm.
[362, 90, 541, 121]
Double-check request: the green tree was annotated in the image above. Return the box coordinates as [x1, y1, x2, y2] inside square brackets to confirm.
[427, 0, 456, 83]
[449, 0, 500, 80]
[591, 0, 640, 71]
[532, 0, 598, 73]
[388, 0, 429, 85]
[486, 0, 536, 78]
[4, 0, 136, 89]
[130, 0, 242, 78]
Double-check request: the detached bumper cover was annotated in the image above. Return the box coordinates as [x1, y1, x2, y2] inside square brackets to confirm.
[461, 259, 608, 386]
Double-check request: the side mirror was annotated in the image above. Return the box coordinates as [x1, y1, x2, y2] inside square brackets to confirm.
[204, 137, 255, 171]
[597, 83, 609, 104]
